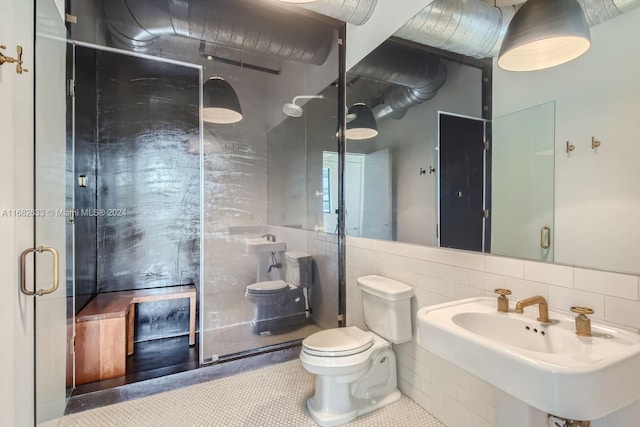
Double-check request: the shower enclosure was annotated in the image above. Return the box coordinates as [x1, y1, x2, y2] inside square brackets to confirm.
[35, 0, 345, 397]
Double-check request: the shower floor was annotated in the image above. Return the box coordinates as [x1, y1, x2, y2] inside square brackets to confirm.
[73, 321, 321, 395]
[73, 334, 199, 396]
[202, 321, 322, 362]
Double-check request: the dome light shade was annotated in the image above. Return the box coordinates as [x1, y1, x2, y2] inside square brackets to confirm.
[345, 103, 378, 140]
[203, 77, 243, 124]
[498, 0, 591, 72]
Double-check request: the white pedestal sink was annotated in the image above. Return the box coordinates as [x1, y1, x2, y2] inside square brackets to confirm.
[245, 238, 286, 254]
[416, 297, 640, 425]
[245, 237, 286, 282]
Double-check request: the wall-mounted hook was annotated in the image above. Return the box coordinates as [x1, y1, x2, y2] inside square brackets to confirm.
[420, 167, 436, 175]
[566, 141, 575, 154]
[591, 136, 601, 149]
[0, 45, 28, 74]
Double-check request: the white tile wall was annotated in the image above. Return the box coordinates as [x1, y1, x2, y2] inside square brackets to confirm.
[345, 236, 640, 427]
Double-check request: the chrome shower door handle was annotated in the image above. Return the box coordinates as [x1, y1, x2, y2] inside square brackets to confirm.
[20, 246, 60, 296]
[540, 226, 551, 250]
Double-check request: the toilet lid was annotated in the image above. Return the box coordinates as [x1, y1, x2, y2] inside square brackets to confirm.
[302, 326, 374, 357]
[246, 280, 289, 294]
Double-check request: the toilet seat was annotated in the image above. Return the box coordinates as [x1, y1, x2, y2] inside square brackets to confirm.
[302, 326, 374, 357]
[246, 280, 289, 294]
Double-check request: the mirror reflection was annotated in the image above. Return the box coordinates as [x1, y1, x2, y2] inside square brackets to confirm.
[269, 4, 640, 276]
[343, 39, 493, 248]
[337, 7, 640, 275]
[270, 8, 640, 273]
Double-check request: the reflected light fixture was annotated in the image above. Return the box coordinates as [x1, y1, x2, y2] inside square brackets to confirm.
[203, 77, 243, 124]
[497, 0, 591, 72]
[345, 103, 378, 140]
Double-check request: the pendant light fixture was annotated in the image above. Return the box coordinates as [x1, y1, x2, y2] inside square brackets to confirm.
[497, 0, 591, 72]
[203, 77, 243, 124]
[345, 103, 378, 140]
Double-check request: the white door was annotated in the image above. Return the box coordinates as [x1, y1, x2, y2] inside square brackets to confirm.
[0, 0, 37, 424]
[344, 155, 365, 236]
[33, 0, 72, 423]
[361, 149, 391, 239]
[323, 152, 365, 235]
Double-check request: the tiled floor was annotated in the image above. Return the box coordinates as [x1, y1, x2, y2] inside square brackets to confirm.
[61, 359, 445, 427]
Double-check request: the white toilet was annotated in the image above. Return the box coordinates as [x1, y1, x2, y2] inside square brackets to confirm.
[246, 251, 312, 335]
[299, 275, 413, 427]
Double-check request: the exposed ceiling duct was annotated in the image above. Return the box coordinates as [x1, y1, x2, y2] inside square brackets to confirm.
[293, 0, 378, 26]
[393, 0, 640, 60]
[394, 0, 515, 59]
[102, 0, 336, 65]
[578, 0, 640, 24]
[348, 41, 447, 120]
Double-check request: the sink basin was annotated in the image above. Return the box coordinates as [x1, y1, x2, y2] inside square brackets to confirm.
[245, 238, 286, 253]
[417, 297, 640, 421]
[451, 312, 584, 355]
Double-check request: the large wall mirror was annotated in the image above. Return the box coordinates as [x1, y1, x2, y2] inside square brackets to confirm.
[336, 5, 640, 276]
[266, 2, 640, 276]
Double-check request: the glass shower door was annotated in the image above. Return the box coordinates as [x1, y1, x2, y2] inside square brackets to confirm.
[34, 0, 73, 423]
[491, 101, 555, 261]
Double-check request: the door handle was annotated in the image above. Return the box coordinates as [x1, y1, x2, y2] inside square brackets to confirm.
[540, 226, 551, 250]
[20, 246, 60, 296]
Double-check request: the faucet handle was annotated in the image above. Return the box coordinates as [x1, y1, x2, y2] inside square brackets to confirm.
[570, 306, 594, 336]
[494, 288, 511, 312]
[570, 306, 594, 316]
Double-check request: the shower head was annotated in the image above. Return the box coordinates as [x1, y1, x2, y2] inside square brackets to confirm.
[282, 95, 324, 117]
[282, 103, 304, 117]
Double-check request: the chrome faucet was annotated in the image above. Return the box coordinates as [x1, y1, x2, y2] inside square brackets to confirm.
[261, 234, 276, 242]
[514, 295, 551, 323]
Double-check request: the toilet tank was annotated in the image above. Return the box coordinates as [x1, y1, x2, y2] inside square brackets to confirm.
[284, 251, 312, 288]
[357, 275, 413, 344]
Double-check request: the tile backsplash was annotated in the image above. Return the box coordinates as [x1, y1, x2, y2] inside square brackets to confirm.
[345, 236, 640, 427]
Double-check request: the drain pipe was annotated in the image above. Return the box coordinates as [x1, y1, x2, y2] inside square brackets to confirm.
[548, 414, 590, 427]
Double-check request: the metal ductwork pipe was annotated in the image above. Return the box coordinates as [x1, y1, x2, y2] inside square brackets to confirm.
[102, 0, 335, 65]
[295, 0, 378, 26]
[577, 0, 640, 24]
[394, 0, 640, 60]
[349, 41, 447, 120]
[394, 0, 515, 59]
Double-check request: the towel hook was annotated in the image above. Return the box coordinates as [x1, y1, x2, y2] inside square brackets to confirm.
[566, 141, 575, 154]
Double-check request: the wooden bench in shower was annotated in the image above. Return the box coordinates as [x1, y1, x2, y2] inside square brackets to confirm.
[75, 284, 196, 385]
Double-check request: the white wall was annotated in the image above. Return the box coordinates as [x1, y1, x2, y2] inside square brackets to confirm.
[346, 237, 640, 426]
[493, 7, 640, 273]
[0, 0, 35, 424]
